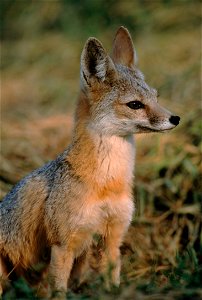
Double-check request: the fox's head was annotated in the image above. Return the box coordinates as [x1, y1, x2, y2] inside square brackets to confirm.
[78, 26, 180, 136]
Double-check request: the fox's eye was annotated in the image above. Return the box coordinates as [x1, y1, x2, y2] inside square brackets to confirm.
[126, 101, 145, 110]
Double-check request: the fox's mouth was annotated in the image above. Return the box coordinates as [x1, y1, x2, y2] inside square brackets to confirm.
[136, 124, 176, 133]
[135, 115, 180, 134]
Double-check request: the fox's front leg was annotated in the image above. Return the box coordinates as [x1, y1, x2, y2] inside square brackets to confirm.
[98, 222, 127, 288]
[49, 244, 74, 300]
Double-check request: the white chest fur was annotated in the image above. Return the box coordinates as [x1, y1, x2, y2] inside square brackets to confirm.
[91, 133, 136, 186]
[63, 133, 136, 248]
[75, 133, 136, 235]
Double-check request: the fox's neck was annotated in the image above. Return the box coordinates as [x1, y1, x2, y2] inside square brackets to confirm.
[67, 93, 135, 195]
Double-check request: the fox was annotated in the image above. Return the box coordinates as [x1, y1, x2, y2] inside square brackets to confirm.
[0, 26, 180, 299]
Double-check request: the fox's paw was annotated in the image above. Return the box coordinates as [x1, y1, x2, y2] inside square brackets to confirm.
[35, 281, 51, 299]
[51, 290, 67, 300]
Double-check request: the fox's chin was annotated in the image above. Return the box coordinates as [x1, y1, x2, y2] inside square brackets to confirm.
[135, 124, 177, 133]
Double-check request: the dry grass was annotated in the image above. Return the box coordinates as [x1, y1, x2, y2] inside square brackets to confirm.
[1, 1, 201, 299]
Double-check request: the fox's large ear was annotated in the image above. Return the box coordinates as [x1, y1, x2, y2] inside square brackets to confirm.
[81, 37, 116, 88]
[112, 26, 137, 68]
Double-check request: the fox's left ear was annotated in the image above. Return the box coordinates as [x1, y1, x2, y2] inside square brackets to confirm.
[80, 37, 117, 89]
[112, 26, 137, 68]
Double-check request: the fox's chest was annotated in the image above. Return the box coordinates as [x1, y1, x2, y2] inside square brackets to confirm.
[77, 135, 135, 234]
[98, 196, 134, 231]
[76, 194, 134, 238]
[67, 195, 134, 258]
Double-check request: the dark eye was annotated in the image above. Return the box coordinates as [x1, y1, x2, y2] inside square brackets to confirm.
[126, 100, 145, 110]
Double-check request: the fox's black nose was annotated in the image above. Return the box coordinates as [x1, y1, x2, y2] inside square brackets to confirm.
[169, 115, 180, 126]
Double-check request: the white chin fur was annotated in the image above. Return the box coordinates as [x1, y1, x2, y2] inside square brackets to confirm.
[154, 120, 176, 131]
[135, 120, 176, 133]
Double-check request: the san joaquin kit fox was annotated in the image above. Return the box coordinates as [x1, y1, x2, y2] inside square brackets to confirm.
[0, 27, 180, 298]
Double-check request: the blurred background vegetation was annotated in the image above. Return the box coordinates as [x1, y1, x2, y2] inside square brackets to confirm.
[1, 0, 201, 299]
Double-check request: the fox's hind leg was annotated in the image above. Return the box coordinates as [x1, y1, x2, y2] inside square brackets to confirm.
[49, 244, 74, 299]
[33, 267, 51, 299]
[0, 255, 9, 297]
[0, 255, 4, 297]
[69, 250, 90, 290]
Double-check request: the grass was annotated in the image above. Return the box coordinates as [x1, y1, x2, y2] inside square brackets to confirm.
[1, 1, 201, 299]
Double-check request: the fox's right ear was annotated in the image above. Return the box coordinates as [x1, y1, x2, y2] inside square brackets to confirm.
[112, 26, 137, 68]
[80, 38, 116, 89]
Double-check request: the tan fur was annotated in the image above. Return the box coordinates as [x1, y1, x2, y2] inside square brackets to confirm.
[0, 26, 180, 299]
[112, 27, 136, 67]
